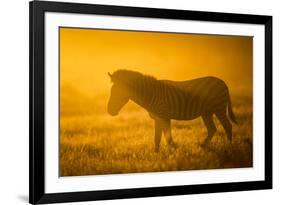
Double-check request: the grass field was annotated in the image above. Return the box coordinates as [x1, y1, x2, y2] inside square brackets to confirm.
[59, 87, 253, 177]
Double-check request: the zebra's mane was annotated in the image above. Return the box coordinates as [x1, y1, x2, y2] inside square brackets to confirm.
[111, 70, 158, 88]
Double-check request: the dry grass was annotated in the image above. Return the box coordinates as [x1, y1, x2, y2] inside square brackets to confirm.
[60, 93, 252, 176]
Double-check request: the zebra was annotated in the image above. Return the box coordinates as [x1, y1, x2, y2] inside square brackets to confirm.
[107, 70, 237, 152]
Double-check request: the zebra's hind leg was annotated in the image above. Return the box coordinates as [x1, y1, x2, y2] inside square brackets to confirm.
[201, 114, 217, 147]
[162, 119, 177, 150]
[215, 109, 233, 143]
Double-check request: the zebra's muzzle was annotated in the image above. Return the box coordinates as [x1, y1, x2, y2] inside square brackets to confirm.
[108, 109, 119, 116]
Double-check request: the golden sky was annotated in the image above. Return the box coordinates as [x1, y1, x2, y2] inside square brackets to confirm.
[60, 27, 252, 96]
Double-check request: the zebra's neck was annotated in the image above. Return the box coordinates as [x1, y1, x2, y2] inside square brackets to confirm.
[128, 76, 161, 112]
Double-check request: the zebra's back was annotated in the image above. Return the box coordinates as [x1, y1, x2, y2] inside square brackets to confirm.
[156, 76, 229, 120]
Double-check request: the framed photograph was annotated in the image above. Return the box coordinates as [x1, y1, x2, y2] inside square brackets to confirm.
[29, 0, 272, 204]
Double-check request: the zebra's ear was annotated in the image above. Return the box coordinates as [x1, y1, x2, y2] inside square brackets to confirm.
[108, 72, 113, 81]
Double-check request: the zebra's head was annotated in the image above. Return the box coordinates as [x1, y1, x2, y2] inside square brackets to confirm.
[107, 72, 130, 116]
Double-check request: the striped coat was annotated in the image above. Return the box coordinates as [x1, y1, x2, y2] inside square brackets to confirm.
[108, 70, 237, 152]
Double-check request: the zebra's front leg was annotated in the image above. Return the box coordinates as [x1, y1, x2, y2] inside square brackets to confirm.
[154, 119, 163, 152]
[162, 119, 177, 149]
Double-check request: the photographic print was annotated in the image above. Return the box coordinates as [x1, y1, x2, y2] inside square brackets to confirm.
[59, 28, 253, 177]
[30, 1, 272, 203]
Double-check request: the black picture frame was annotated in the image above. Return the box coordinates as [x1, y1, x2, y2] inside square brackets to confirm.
[29, 0, 272, 204]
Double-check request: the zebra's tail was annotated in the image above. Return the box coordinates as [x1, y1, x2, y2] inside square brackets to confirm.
[227, 92, 237, 124]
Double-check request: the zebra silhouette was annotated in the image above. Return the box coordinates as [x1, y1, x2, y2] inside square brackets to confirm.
[107, 70, 237, 152]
